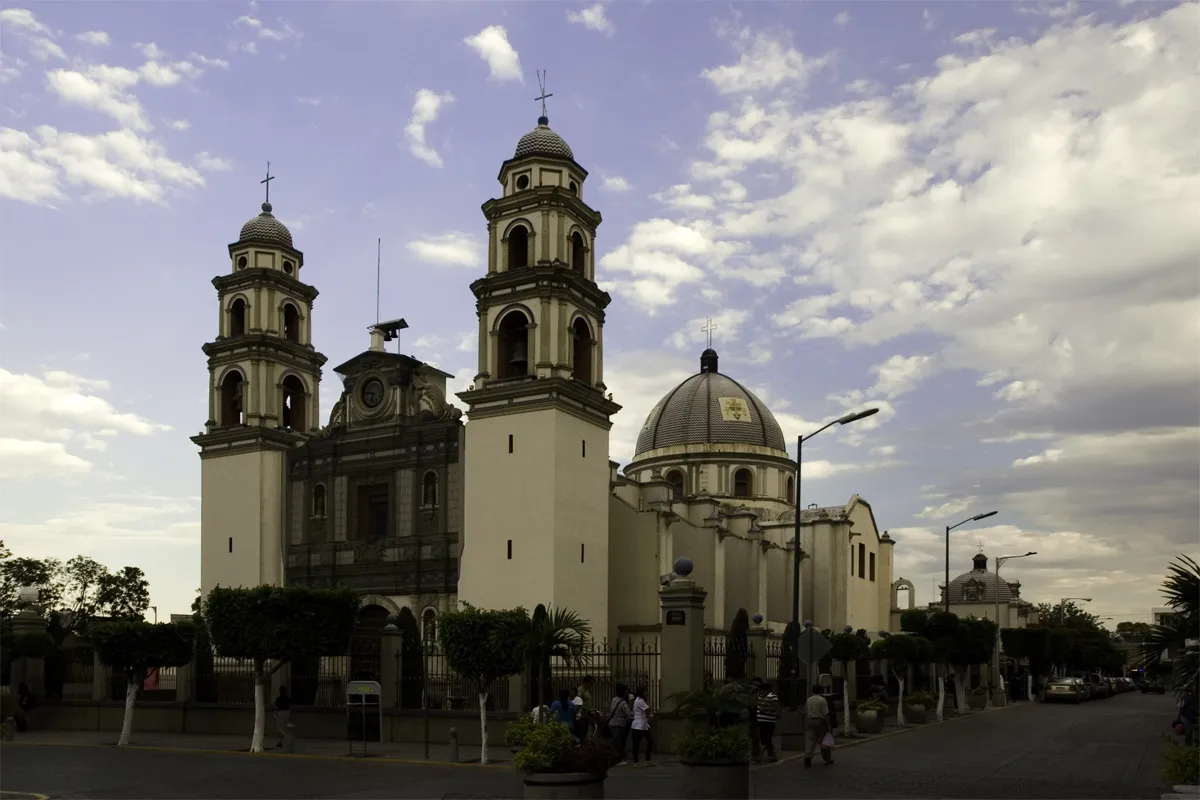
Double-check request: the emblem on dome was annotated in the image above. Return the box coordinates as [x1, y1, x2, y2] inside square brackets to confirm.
[718, 397, 752, 422]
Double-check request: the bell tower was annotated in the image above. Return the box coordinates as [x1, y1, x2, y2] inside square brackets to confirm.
[193, 170, 327, 600]
[457, 93, 620, 638]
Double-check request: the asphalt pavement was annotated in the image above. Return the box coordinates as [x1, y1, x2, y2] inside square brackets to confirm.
[0, 693, 1178, 799]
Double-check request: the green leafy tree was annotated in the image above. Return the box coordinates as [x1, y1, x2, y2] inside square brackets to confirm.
[829, 629, 870, 735]
[1036, 599, 1100, 630]
[949, 618, 997, 708]
[394, 607, 425, 709]
[96, 566, 151, 621]
[204, 585, 360, 752]
[440, 604, 527, 764]
[1000, 627, 1051, 678]
[1139, 555, 1199, 694]
[899, 609, 929, 634]
[1116, 621, 1153, 641]
[501, 604, 590, 707]
[871, 633, 928, 725]
[922, 611, 960, 719]
[725, 609, 750, 682]
[89, 621, 194, 746]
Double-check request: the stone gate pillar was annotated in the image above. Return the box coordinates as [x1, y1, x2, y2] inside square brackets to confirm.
[659, 556, 706, 703]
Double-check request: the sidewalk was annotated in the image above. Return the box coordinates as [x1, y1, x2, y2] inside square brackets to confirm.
[4, 729, 513, 767]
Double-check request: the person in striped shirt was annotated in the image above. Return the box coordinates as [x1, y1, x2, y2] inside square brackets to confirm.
[755, 682, 779, 763]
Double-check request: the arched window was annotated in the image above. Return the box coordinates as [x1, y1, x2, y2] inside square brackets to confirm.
[571, 232, 586, 274]
[785, 475, 795, 504]
[571, 318, 592, 385]
[230, 298, 247, 337]
[666, 470, 684, 500]
[283, 303, 300, 343]
[422, 608, 437, 643]
[733, 468, 753, 498]
[496, 311, 529, 379]
[507, 226, 529, 270]
[219, 371, 244, 426]
[312, 484, 327, 518]
[422, 471, 439, 507]
[281, 375, 307, 431]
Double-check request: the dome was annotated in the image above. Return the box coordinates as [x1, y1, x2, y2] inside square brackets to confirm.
[238, 202, 293, 249]
[634, 349, 787, 457]
[514, 116, 574, 161]
[946, 554, 1015, 603]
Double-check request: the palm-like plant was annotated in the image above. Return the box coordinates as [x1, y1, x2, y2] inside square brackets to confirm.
[499, 604, 591, 706]
[1138, 555, 1199, 694]
[668, 681, 756, 728]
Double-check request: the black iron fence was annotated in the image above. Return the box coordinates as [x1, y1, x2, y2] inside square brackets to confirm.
[395, 642, 510, 712]
[193, 657, 257, 705]
[703, 637, 757, 687]
[545, 639, 661, 712]
[290, 655, 352, 708]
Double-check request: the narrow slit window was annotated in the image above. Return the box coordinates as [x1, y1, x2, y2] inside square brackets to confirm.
[869, 552, 876, 582]
[228, 537, 233, 553]
[581, 440, 586, 458]
[858, 543, 866, 578]
[508, 434, 514, 454]
[507, 539, 513, 560]
[581, 543, 585, 563]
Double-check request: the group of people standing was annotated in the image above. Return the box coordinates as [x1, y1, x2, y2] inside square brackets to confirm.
[531, 677, 656, 766]
[747, 678, 837, 766]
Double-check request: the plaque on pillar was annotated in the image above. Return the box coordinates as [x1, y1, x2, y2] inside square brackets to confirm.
[665, 610, 686, 626]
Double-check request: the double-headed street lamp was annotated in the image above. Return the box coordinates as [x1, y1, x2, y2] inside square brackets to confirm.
[791, 408, 880, 626]
[993, 551, 1036, 693]
[943, 511, 999, 612]
[1060, 597, 1092, 625]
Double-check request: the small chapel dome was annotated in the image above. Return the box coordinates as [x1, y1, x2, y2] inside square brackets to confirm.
[945, 553, 1016, 603]
[633, 349, 787, 457]
[514, 116, 575, 161]
[238, 202, 294, 249]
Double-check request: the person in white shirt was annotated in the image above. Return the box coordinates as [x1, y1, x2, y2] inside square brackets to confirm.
[803, 687, 834, 767]
[570, 687, 586, 740]
[630, 687, 654, 765]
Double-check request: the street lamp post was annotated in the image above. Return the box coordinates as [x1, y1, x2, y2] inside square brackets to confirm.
[943, 511, 999, 612]
[791, 408, 880, 627]
[1059, 597, 1093, 626]
[993, 551, 1036, 701]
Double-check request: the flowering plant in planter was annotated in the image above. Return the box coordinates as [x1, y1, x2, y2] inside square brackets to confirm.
[512, 721, 615, 776]
[505, 713, 544, 750]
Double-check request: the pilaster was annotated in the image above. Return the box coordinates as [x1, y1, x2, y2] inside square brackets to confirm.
[658, 558, 707, 703]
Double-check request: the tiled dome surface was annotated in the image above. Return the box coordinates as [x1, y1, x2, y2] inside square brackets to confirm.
[514, 118, 574, 160]
[238, 203, 293, 249]
[634, 350, 787, 457]
[945, 556, 1016, 603]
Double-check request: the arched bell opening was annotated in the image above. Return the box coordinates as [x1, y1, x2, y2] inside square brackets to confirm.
[570, 231, 587, 275]
[571, 317, 593, 386]
[733, 468, 754, 499]
[666, 470, 684, 500]
[281, 375, 307, 431]
[229, 298, 247, 337]
[496, 311, 530, 379]
[507, 226, 529, 270]
[219, 371, 245, 426]
[282, 303, 301, 343]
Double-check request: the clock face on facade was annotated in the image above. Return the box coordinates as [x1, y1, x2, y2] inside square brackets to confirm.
[361, 378, 385, 409]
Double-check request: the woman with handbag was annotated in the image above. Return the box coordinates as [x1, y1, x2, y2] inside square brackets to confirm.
[607, 683, 632, 765]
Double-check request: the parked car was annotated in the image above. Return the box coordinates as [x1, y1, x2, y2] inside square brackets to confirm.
[1086, 674, 1111, 698]
[1045, 677, 1087, 704]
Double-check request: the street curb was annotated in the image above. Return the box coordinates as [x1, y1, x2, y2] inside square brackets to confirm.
[0, 741, 508, 770]
[0, 793, 52, 800]
[761, 702, 1021, 768]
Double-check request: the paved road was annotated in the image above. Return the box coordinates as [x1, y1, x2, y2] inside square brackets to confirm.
[0, 693, 1177, 798]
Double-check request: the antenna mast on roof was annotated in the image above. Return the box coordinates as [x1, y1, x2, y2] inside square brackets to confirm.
[375, 238, 381, 324]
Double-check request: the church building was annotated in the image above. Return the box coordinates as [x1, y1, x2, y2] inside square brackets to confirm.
[194, 108, 899, 650]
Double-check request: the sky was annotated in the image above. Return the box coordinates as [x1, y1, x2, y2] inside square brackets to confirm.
[1, 1, 1197, 626]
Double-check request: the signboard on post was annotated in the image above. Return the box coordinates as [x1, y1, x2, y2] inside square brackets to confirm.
[796, 627, 832, 665]
[346, 680, 382, 752]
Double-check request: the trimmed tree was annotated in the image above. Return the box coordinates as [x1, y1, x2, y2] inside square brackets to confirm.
[871, 633, 923, 726]
[440, 604, 527, 764]
[779, 620, 802, 708]
[725, 609, 751, 682]
[394, 608, 425, 710]
[950, 617, 996, 709]
[828, 628, 870, 735]
[923, 611, 960, 720]
[89, 620, 194, 746]
[204, 585, 360, 753]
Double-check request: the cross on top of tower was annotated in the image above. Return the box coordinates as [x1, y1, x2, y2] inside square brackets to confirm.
[260, 161, 275, 206]
[975, 540, 986, 553]
[534, 69, 553, 123]
[701, 317, 718, 348]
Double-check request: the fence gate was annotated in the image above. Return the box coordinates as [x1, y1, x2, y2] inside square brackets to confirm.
[350, 635, 382, 683]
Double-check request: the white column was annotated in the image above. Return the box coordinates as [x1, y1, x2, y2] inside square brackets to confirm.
[713, 531, 727, 630]
[756, 540, 769, 619]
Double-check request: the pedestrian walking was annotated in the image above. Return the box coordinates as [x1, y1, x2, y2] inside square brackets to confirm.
[802, 687, 834, 767]
[630, 687, 654, 765]
[273, 686, 291, 748]
[755, 681, 779, 763]
[607, 683, 632, 764]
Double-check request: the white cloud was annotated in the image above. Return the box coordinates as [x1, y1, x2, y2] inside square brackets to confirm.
[189, 53, 230, 69]
[653, 183, 716, 212]
[869, 354, 936, 398]
[76, 31, 111, 47]
[464, 25, 523, 83]
[567, 3, 615, 35]
[0, 368, 171, 478]
[47, 65, 147, 130]
[598, 219, 734, 310]
[0, 8, 65, 62]
[297, 96, 320, 106]
[600, 175, 631, 192]
[702, 30, 825, 95]
[665, 310, 750, 350]
[194, 152, 232, 171]
[834, 12, 851, 27]
[407, 232, 481, 267]
[233, 13, 301, 45]
[168, 119, 191, 131]
[404, 89, 454, 168]
[0, 125, 205, 205]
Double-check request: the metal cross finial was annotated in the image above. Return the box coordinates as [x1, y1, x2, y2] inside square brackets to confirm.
[701, 317, 718, 348]
[261, 161, 274, 204]
[976, 540, 985, 553]
[534, 70, 553, 118]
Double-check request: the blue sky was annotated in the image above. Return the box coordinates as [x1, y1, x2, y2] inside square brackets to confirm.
[1, 1, 1197, 624]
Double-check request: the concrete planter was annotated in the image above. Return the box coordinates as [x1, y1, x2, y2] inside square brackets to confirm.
[991, 691, 1007, 707]
[855, 710, 885, 734]
[522, 772, 606, 799]
[680, 760, 750, 799]
[966, 692, 987, 711]
[902, 704, 928, 724]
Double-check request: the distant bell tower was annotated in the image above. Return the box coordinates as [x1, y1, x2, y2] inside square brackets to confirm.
[457, 77, 621, 639]
[193, 166, 327, 599]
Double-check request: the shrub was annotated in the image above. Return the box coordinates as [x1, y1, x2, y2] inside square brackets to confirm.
[504, 713, 542, 748]
[511, 720, 614, 775]
[856, 699, 886, 713]
[905, 691, 936, 707]
[676, 722, 752, 764]
[1162, 739, 1200, 785]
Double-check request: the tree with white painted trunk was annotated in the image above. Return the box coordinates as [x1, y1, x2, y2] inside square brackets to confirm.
[923, 610, 962, 722]
[828, 628, 870, 737]
[438, 604, 527, 765]
[203, 585, 360, 753]
[950, 616, 997, 711]
[88, 621, 194, 747]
